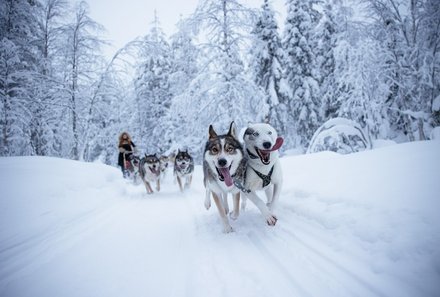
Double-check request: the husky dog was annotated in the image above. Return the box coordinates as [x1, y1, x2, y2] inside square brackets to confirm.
[242, 123, 284, 226]
[139, 154, 161, 194]
[203, 122, 247, 233]
[174, 149, 194, 192]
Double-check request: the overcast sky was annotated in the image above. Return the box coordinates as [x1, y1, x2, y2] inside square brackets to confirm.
[86, 0, 285, 59]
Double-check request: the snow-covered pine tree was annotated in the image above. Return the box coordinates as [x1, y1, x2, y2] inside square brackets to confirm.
[283, 0, 321, 149]
[134, 13, 172, 154]
[249, 0, 289, 141]
[313, 0, 339, 121]
[169, 18, 199, 99]
[165, 19, 200, 154]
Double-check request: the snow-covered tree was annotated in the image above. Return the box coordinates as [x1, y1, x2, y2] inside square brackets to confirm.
[423, 0, 440, 127]
[169, 19, 199, 98]
[364, 0, 440, 141]
[0, 0, 42, 156]
[61, 1, 105, 160]
[249, 0, 289, 140]
[134, 14, 172, 154]
[313, 0, 339, 120]
[170, 0, 267, 160]
[27, 0, 69, 157]
[283, 0, 321, 148]
[335, 39, 390, 139]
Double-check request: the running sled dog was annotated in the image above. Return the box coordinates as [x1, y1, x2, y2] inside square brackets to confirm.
[242, 123, 283, 226]
[174, 149, 194, 192]
[203, 122, 247, 233]
[139, 154, 161, 194]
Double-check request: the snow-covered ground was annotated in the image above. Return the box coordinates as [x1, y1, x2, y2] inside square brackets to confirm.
[1, 141, 439, 297]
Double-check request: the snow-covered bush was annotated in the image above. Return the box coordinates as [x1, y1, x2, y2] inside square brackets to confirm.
[307, 118, 372, 154]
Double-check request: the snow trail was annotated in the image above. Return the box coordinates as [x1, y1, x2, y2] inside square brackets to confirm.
[1, 141, 439, 297]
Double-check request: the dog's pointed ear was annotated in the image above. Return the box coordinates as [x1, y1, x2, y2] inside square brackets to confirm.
[209, 125, 217, 140]
[227, 121, 237, 138]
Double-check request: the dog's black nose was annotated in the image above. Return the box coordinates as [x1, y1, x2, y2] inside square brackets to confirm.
[218, 158, 227, 167]
[263, 142, 272, 149]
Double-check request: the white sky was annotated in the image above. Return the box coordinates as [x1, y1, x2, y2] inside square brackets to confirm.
[86, 0, 286, 59]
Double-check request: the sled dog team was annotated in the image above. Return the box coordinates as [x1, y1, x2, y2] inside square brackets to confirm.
[123, 122, 283, 232]
[136, 150, 194, 194]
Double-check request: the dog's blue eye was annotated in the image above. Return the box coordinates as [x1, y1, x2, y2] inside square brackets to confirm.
[268, 131, 272, 135]
[253, 132, 259, 137]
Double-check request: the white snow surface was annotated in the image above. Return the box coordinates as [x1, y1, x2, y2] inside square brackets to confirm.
[1, 141, 439, 297]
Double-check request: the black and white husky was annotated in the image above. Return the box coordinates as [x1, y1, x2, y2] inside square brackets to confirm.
[139, 154, 161, 194]
[203, 122, 247, 233]
[242, 123, 284, 226]
[174, 149, 194, 192]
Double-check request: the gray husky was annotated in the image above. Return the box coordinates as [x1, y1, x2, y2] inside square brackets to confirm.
[139, 154, 161, 194]
[174, 149, 194, 192]
[203, 122, 247, 233]
[242, 123, 284, 226]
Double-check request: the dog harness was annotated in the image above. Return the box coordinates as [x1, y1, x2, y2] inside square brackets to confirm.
[252, 165, 274, 188]
[233, 165, 274, 193]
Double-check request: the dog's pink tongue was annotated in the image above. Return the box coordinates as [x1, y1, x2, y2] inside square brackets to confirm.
[263, 137, 284, 152]
[219, 167, 233, 187]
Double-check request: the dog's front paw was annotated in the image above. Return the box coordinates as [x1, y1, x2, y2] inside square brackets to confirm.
[229, 211, 239, 220]
[266, 214, 278, 226]
[223, 225, 234, 233]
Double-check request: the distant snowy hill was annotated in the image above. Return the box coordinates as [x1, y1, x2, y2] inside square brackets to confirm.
[1, 141, 439, 297]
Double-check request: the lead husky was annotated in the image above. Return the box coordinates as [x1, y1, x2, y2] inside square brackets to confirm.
[139, 154, 161, 194]
[242, 123, 283, 226]
[203, 122, 247, 233]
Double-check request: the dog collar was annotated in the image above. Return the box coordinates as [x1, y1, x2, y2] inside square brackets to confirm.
[252, 165, 274, 188]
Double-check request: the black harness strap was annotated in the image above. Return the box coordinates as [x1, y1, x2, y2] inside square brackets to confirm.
[252, 165, 274, 188]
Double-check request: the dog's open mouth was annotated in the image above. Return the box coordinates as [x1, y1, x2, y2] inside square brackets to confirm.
[255, 148, 271, 165]
[216, 165, 233, 187]
[149, 166, 159, 175]
[255, 137, 284, 165]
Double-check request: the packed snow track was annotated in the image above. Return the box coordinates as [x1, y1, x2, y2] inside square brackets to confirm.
[0, 141, 439, 297]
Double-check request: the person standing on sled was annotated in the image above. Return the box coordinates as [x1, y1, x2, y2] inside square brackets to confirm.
[118, 132, 138, 178]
